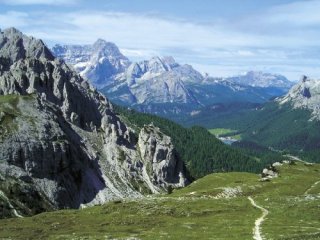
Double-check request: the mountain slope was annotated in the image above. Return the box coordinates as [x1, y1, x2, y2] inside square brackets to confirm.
[100, 56, 202, 106]
[209, 76, 320, 162]
[228, 71, 294, 89]
[0, 28, 188, 218]
[101, 59, 291, 123]
[279, 75, 320, 119]
[1, 161, 319, 239]
[52, 39, 130, 89]
[114, 105, 283, 178]
[52, 41, 291, 124]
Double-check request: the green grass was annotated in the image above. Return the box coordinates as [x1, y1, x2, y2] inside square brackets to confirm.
[208, 128, 235, 136]
[209, 128, 242, 140]
[0, 95, 20, 140]
[0, 94, 36, 141]
[1, 161, 319, 239]
[115, 105, 261, 178]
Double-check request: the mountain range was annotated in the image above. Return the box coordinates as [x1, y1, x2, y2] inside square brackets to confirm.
[205, 75, 320, 163]
[52, 39, 130, 89]
[0, 28, 269, 219]
[52, 41, 294, 122]
[1, 27, 320, 239]
[0, 28, 188, 218]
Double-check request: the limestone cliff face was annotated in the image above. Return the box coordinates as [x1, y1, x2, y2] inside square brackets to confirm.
[0, 28, 188, 218]
[279, 76, 320, 120]
[51, 39, 130, 89]
[138, 125, 188, 191]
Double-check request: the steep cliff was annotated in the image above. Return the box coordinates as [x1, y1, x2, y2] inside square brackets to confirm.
[0, 28, 188, 218]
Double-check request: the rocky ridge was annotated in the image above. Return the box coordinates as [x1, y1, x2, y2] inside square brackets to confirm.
[279, 75, 320, 119]
[228, 71, 293, 89]
[0, 28, 188, 218]
[52, 41, 293, 119]
[106, 56, 201, 105]
[52, 39, 130, 89]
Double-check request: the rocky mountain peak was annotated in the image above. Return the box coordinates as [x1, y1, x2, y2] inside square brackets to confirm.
[92, 39, 128, 60]
[161, 56, 177, 66]
[0, 27, 54, 62]
[279, 75, 320, 119]
[0, 27, 108, 130]
[228, 71, 293, 89]
[146, 56, 179, 73]
[52, 39, 130, 89]
[0, 28, 188, 217]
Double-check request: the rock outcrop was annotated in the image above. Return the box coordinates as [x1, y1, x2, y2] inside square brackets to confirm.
[52, 40, 293, 120]
[260, 165, 278, 181]
[0, 28, 188, 218]
[52, 39, 130, 89]
[228, 71, 293, 89]
[279, 75, 320, 119]
[138, 124, 188, 191]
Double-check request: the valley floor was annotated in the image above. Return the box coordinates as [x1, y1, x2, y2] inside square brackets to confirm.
[0, 161, 319, 240]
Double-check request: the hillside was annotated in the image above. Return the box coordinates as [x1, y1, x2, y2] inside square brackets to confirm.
[114, 105, 285, 178]
[0, 27, 285, 220]
[52, 40, 130, 89]
[228, 71, 294, 89]
[52, 41, 291, 123]
[1, 161, 319, 239]
[204, 77, 320, 162]
[0, 27, 188, 218]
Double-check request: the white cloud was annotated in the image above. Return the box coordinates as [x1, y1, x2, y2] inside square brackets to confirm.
[0, 11, 30, 28]
[120, 48, 158, 60]
[1, 1, 320, 80]
[267, 0, 320, 27]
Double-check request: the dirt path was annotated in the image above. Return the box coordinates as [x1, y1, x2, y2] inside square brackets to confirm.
[304, 180, 320, 195]
[248, 197, 268, 240]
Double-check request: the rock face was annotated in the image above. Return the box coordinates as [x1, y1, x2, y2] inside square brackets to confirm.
[279, 76, 320, 119]
[0, 28, 188, 218]
[138, 125, 187, 190]
[53, 40, 292, 121]
[52, 39, 130, 89]
[109, 56, 201, 105]
[228, 71, 293, 89]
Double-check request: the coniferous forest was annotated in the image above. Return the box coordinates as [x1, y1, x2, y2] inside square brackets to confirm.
[115, 105, 284, 178]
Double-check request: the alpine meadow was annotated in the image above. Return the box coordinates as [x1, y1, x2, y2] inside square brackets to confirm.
[0, 1, 320, 239]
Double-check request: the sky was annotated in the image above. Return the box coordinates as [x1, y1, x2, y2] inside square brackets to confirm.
[1, 0, 320, 81]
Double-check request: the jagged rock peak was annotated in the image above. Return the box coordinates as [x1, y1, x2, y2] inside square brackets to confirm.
[138, 124, 189, 189]
[0, 27, 54, 62]
[92, 39, 128, 59]
[228, 70, 293, 89]
[0, 28, 189, 218]
[147, 56, 179, 71]
[51, 38, 130, 89]
[0, 27, 110, 130]
[279, 75, 320, 119]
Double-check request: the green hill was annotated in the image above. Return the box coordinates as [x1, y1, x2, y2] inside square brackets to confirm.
[206, 101, 320, 163]
[1, 161, 319, 239]
[114, 105, 281, 179]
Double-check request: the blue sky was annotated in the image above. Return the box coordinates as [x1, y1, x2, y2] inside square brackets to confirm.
[1, 0, 320, 80]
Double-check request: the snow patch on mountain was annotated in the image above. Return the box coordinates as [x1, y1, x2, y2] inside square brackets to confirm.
[52, 39, 130, 89]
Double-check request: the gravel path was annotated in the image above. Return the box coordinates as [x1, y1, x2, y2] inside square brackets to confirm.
[248, 197, 268, 240]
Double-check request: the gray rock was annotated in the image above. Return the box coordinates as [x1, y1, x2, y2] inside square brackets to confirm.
[279, 76, 320, 119]
[261, 166, 278, 180]
[105, 56, 202, 105]
[138, 124, 188, 189]
[227, 71, 293, 89]
[53, 40, 291, 119]
[0, 28, 188, 218]
[51, 39, 130, 89]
